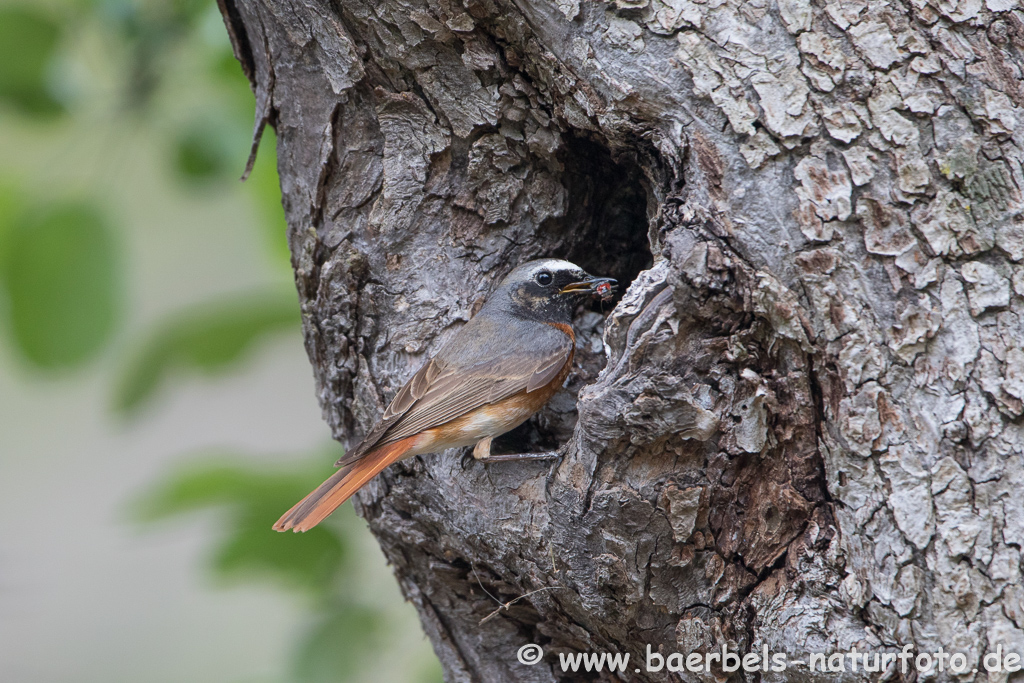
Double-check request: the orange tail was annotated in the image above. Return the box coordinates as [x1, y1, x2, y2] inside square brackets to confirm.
[273, 436, 420, 532]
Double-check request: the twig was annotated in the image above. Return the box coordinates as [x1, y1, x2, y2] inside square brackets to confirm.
[472, 564, 566, 625]
[479, 586, 565, 625]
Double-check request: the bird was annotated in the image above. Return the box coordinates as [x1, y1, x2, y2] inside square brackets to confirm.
[273, 259, 616, 532]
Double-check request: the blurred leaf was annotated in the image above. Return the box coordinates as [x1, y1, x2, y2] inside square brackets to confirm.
[134, 461, 299, 515]
[293, 604, 383, 683]
[0, 202, 121, 369]
[417, 658, 446, 683]
[0, 184, 19, 332]
[114, 290, 299, 414]
[133, 454, 348, 594]
[95, 0, 210, 108]
[174, 125, 230, 180]
[210, 48, 258, 115]
[0, 6, 64, 116]
[169, 0, 211, 25]
[196, 29, 290, 268]
[212, 508, 343, 592]
[0, 182, 22, 253]
[171, 114, 250, 184]
[246, 129, 292, 268]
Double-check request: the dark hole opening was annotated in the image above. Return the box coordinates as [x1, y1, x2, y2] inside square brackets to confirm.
[492, 133, 654, 455]
[558, 133, 654, 311]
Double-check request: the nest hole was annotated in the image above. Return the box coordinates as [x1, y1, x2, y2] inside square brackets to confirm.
[559, 132, 654, 310]
[493, 133, 654, 455]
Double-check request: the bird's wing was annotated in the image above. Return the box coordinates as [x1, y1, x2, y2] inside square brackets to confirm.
[335, 334, 571, 467]
[334, 358, 443, 466]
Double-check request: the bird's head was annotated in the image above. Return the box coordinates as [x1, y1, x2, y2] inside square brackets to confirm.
[487, 258, 617, 324]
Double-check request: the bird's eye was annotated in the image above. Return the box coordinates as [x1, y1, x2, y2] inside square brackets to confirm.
[535, 271, 553, 286]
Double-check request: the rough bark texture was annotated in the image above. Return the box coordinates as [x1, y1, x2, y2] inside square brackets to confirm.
[220, 0, 1024, 680]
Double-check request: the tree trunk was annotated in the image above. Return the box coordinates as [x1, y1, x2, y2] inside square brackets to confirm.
[218, 0, 1024, 680]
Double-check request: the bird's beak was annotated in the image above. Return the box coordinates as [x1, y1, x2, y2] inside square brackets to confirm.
[560, 276, 618, 299]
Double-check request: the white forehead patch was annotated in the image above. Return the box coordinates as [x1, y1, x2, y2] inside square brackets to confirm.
[499, 259, 587, 288]
[527, 259, 583, 276]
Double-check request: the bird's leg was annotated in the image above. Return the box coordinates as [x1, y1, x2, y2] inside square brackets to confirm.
[472, 437, 560, 462]
[472, 437, 493, 460]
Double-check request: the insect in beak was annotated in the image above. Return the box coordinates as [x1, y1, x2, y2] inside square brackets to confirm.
[560, 276, 617, 301]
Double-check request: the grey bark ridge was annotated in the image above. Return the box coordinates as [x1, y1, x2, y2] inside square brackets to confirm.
[219, 0, 1024, 680]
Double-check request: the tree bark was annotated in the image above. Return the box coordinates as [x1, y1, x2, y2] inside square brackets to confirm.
[218, 0, 1024, 680]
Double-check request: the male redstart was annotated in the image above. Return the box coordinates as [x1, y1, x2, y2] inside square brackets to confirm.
[274, 259, 616, 532]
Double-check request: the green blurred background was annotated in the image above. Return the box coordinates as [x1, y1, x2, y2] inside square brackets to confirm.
[0, 1, 440, 681]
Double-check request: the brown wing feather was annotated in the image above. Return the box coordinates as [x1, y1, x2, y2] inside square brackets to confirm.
[335, 358, 443, 467]
[336, 339, 570, 467]
[373, 349, 570, 445]
[525, 351, 571, 392]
